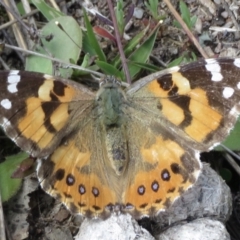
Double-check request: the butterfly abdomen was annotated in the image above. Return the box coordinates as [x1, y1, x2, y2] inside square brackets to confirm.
[96, 79, 129, 176]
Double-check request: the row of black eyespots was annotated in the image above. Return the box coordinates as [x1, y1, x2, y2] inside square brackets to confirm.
[136, 168, 171, 196]
[136, 163, 181, 209]
[55, 169, 101, 197]
[54, 169, 103, 211]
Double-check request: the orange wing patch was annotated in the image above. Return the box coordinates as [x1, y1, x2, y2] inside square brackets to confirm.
[38, 79, 76, 102]
[186, 88, 222, 142]
[123, 136, 200, 216]
[147, 75, 222, 143]
[18, 97, 52, 148]
[18, 80, 76, 149]
[39, 139, 118, 218]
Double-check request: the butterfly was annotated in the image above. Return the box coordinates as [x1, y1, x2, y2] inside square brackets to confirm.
[0, 58, 240, 219]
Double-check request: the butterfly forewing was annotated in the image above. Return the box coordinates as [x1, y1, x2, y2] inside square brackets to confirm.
[0, 71, 95, 157]
[127, 58, 240, 150]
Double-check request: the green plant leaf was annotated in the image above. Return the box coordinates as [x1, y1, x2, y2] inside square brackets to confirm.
[116, 0, 125, 36]
[31, 0, 64, 21]
[168, 52, 196, 68]
[96, 61, 124, 79]
[173, 1, 196, 30]
[25, 16, 82, 78]
[168, 56, 185, 67]
[0, 152, 28, 202]
[126, 26, 159, 79]
[180, 1, 191, 27]
[127, 61, 160, 72]
[112, 25, 149, 68]
[16, 2, 25, 15]
[82, 31, 98, 56]
[145, 0, 159, 21]
[191, 16, 197, 27]
[215, 118, 240, 151]
[72, 54, 98, 77]
[83, 10, 106, 62]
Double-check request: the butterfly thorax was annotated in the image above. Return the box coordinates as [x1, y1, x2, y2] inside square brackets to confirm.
[96, 77, 128, 176]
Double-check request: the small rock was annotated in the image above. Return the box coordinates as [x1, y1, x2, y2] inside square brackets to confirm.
[134, 7, 144, 19]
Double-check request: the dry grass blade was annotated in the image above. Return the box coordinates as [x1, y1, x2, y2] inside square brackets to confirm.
[49, 0, 60, 11]
[4, 43, 105, 77]
[1, 0, 28, 50]
[224, 152, 240, 177]
[21, 0, 37, 49]
[106, 0, 131, 83]
[0, 9, 38, 31]
[163, 0, 208, 59]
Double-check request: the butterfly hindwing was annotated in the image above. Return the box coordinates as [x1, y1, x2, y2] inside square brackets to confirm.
[122, 113, 201, 218]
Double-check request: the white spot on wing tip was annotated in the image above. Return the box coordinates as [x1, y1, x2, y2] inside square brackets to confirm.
[205, 59, 222, 81]
[8, 83, 18, 93]
[2, 117, 11, 128]
[230, 105, 239, 116]
[170, 66, 180, 72]
[205, 59, 217, 64]
[237, 82, 240, 89]
[44, 74, 54, 79]
[234, 59, 240, 68]
[8, 72, 20, 84]
[211, 73, 223, 82]
[1, 99, 12, 109]
[223, 87, 234, 99]
[9, 70, 20, 74]
[205, 62, 220, 72]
